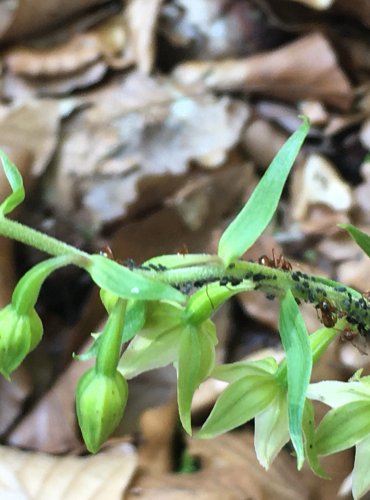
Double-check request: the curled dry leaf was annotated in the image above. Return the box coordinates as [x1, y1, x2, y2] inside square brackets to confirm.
[4, 16, 128, 78]
[0, 444, 137, 499]
[291, 154, 352, 221]
[126, 0, 163, 74]
[2, 15, 133, 97]
[172, 33, 353, 109]
[0, 0, 109, 42]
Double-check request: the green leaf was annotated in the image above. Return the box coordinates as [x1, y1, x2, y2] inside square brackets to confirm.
[198, 374, 277, 438]
[315, 401, 370, 456]
[85, 255, 185, 303]
[353, 433, 370, 499]
[211, 358, 278, 384]
[338, 224, 370, 257]
[0, 150, 25, 216]
[177, 321, 217, 435]
[118, 302, 185, 379]
[218, 117, 309, 265]
[177, 328, 201, 435]
[278, 289, 312, 469]
[302, 400, 330, 479]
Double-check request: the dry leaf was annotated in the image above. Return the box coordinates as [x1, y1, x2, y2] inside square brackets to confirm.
[51, 72, 249, 226]
[172, 33, 353, 109]
[0, 444, 137, 499]
[291, 154, 352, 221]
[0, 0, 109, 42]
[129, 432, 310, 499]
[126, 0, 163, 73]
[0, 99, 63, 176]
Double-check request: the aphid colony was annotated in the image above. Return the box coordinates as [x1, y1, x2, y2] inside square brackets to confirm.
[117, 250, 370, 339]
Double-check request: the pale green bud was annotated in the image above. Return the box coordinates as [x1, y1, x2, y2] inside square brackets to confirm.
[76, 367, 128, 453]
[0, 305, 42, 379]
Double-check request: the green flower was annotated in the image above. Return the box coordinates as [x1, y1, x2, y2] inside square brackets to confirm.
[0, 304, 42, 379]
[76, 367, 128, 453]
[307, 375, 370, 499]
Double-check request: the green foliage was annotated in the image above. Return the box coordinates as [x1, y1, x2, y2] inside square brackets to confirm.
[2, 122, 370, 498]
[0, 150, 25, 216]
[339, 223, 370, 258]
[278, 289, 312, 469]
[218, 117, 309, 265]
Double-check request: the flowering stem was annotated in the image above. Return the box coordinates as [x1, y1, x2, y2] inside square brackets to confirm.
[0, 216, 89, 260]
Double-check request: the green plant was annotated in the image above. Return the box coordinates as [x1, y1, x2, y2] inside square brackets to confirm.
[1, 120, 370, 497]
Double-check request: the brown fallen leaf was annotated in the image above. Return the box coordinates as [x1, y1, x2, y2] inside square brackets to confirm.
[128, 432, 310, 500]
[0, 443, 137, 499]
[0, 0, 109, 42]
[291, 154, 353, 221]
[172, 33, 353, 109]
[0, 99, 63, 176]
[4, 15, 129, 78]
[51, 72, 249, 226]
[126, 0, 163, 73]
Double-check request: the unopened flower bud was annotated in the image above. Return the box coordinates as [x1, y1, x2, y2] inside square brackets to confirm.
[0, 305, 42, 379]
[76, 367, 128, 453]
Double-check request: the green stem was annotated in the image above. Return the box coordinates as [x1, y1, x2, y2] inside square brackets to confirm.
[0, 216, 89, 260]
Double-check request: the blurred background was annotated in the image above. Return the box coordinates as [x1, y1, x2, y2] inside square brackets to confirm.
[0, 0, 369, 498]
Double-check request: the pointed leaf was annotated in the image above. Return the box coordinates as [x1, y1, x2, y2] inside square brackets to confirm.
[279, 289, 312, 469]
[316, 401, 370, 456]
[338, 224, 370, 257]
[177, 321, 217, 435]
[198, 374, 277, 438]
[85, 255, 185, 302]
[218, 117, 309, 265]
[302, 400, 330, 479]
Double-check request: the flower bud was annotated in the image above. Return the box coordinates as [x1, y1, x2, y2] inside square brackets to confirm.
[76, 367, 128, 453]
[0, 305, 43, 379]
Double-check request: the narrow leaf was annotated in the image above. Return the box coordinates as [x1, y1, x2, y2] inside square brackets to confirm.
[338, 224, 370, 257]
[302, 400, 330, 479]
[177, 321, 217, 435]
[279, 289, 312, 469]
[0, 150, 25, 215]
[218, 117, 309, 265]
[85, 255, 185, 303]
[353, 433, 370, 500]
[177, 327, 202, 435]
[198, 374, 277, 438]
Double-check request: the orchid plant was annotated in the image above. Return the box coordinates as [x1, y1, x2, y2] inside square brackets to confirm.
[1, 118, 370, 497]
